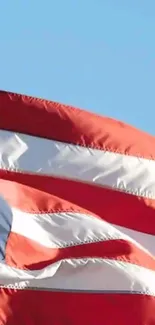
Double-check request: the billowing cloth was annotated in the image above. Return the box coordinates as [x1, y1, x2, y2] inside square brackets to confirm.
[0, 90, 154, 324]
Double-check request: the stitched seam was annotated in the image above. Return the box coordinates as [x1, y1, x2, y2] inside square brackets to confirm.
[1, 166, 155, 199]
[1, 93, 155, 158]
[9, 232, 121, 250]
[1, 255, 155, 296]
[0, 285, 154, 296]
[12, 209, 93, 215]
[1, 127, 155, 159]
[5, 236, 127, 270]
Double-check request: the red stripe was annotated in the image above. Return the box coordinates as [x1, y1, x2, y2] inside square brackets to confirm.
[0, 90, 155, 158]
[0, 289, 154, 325]
[6, 233, 155, 271]
[0, 170, 155, 235]
[0, 178, 90, 216]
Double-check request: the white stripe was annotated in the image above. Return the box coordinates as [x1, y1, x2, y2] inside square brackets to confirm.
[116, 225, 155, 256]
[0, 193, 154, 255]
[10, 208, 155, 255]
[0, 259, 155, 295]
[11, 208, 130, 248]
[0, 130, 155, 198]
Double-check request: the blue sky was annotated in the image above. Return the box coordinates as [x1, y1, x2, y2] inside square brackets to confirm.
[0, 1, 155, 134]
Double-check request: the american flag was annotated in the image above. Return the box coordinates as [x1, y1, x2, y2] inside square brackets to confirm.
[0, 90, 154, 324]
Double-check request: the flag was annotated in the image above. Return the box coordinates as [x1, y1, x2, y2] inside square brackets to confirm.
[0, 90, 154, 324]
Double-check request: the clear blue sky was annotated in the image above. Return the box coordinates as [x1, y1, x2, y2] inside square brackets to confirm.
[0, 1, 155, 134]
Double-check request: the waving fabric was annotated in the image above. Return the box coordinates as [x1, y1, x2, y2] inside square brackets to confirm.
[0, 90, 154, 324]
